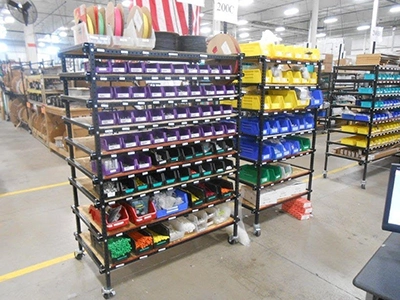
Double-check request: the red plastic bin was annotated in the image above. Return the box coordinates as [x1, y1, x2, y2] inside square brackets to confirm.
[122, 201, 157, 226]
[89, 204, 130, 231]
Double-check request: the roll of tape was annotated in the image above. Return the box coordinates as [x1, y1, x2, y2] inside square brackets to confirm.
[114, 7, 123, 36]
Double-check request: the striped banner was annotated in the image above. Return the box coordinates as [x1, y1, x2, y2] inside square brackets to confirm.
[133, 0, 201, 35]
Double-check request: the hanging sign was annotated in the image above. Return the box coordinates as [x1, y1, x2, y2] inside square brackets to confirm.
[371, 26, 383, 43]
[177, 0, 205, 7]
[213, 0, 239, 24]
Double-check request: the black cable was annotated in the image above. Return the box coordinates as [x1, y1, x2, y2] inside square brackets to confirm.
[154, 31, 180, 51]
[178, 36, 206, 53]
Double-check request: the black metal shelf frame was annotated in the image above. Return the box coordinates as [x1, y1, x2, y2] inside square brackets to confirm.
[60, 42, 243, 298]
[323, 64, 400, 189]
[238, 55, 320, 236]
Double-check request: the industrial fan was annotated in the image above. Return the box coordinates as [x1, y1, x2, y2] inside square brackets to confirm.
[6, 0, 37, 26]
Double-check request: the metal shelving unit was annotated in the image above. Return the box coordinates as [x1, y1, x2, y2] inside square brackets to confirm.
[59, 43, 242, 298]
[237, 55, 320, 236]
[323, 65, 400, 189]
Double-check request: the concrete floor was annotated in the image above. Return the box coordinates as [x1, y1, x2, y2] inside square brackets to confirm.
[0, 119, 396, 300]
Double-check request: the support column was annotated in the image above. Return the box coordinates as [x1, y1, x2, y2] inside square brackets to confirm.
[24, 24, 37, 62]
[369, 0, 379, 53]
[308, 0, 319, 48]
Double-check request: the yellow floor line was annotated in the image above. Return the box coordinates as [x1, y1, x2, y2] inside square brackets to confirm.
[0, 181, 69, 198]
[313, 162, 359, 180]
[0, 253, 74, 283]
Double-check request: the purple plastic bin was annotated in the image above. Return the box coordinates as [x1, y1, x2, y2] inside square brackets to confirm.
[148, 108, 165, 122]
[159, 63, 173, 74]
[221, 104, 233, 115]
[131, 86, 148, 98]
[114, 87, 132, 99]
[132, 110, 148, 123]
[111, 62, 127, 74]
[165, 129, 180, 142]
[188, 125, 203, 138]
[116, 110, 134, 125]
[203, 85, 216, 96]
[201, 124, 215, 137]
[210, 65, 221, 74]
[92, 158, 121, 176]
[172, 64, 187, 74]
[199, 65, 211, 74]
[213, 123, 225, 135]
[178, 128, 191, 140]
[152, 129, 167, 144]
[188, 106, 201, 118]
[118, 155, 138, 172]
[222, 122, 236, 134]
[145, 63, 160, 73]
[98, 111, 117, 126]
[148, 86, 165, 98]
[163, 108, 177, 120]
[135, 154, 152, 169]
[97, 87, 113, 100]
[199, 105, 212, 117]
[221, 65, 233, 74]
[176, 86, 190, 97]
[211, 105, 222, 116]
[185, 64, 199, 74]
[225, 85, 236, 95]
[164, 86, 178, 97]
[137, 131, 154, 146]
[95, 61, 112, 74]
[176, 107, 189, 119]
[189, 85, 203, 97]
[128, 62, 145, 73]
[100, 136, 122, 151]
[215, 85, 226, 95]
[121, 134, 139, 148]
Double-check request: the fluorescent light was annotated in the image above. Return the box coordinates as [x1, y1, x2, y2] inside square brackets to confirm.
[201, 22, 210, 26]
[1, 9, 10, 15]
[238, 27, 250, 31]
[58, 26, 69, 31]
[59, 31, 68, 38]
[239, 32, 250, 38]
[390, 5, 400, 13]
[275, 26, 285, 32]
[0, 26, 6, 38]
[38, 42, 46, 47]
[316, 32, 326, 38]
[51, 35, 60, 43]
[284, 7, 299, 16]
[0, 42, 8, 52]
[4, 16, 15, 23]
[324, 17, 338, 24]
[357, 25, 370, 31]
[199, 13, 204, 17]
[237, 19, 248, 26]
[122, 0, 131, 8]
[200, 27, 211, 34]
[239, 0, 254, 6]
[46, 46, 60, 55]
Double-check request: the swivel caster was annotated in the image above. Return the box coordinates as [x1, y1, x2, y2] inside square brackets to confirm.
[228, 235, 238, 245]
[102, 287, 116, 299]
[74, 250, 84, 260]
[253, 224, 261, 237]
[323, 171, 327, 179]
[361, 182, 366, 189]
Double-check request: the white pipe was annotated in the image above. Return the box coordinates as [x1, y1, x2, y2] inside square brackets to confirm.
[369, 0, 379, 53]
[309, 0, 319, 48]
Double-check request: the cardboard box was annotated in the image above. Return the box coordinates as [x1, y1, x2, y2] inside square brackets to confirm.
[336, 58, 352, 66]
[274, 182, 307, 199]
[355, 54, 382, 65]
[322, 53, 333, 64]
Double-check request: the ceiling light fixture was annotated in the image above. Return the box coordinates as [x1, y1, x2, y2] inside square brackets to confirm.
[0, 42, 8, 52]
[122, 0, 131, 8]
[200, 27, 211, 34]
[199, 13, 204, 17]
[0, 25, 6, 39]
[4, 16, 15, 23]
[239, 0, 254, 6]
[324, 17, 338, 24]
[59, 31, 68, 38]
[390, 5, 400, 13]
[38, 42, 46, 47]
[47, 46, 60, 55]
[58, 26, 69, 31]
[316, 32, 326, 38]
[239, 32, 250, 38]
[238, 27, 250, 31]
[357, 25, 370, 31]
[284, 7, 299, 16]
[275, 26, 285, 32]
[237, 19, 248, 25]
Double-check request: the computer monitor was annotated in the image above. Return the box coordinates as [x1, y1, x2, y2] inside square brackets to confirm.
[382, 163, 400, 233]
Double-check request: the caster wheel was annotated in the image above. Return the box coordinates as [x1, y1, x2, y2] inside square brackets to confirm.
[361, 183, 366, 189]
[323, 173, 327, 179]
[254, 230, 261, 237]
[228, 236, 237, 245]
[74, 251, 84, 260]
[358, 162, 364, 166]
[102, 288, 115, 299]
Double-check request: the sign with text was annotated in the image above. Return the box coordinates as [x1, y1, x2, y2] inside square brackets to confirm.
[177, 0, 205, 6]
[371, 26, 383, 43]
[213, 0, 239, 24]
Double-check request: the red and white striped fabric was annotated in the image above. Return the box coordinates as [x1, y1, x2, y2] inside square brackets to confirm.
[133, 0, 201, 35]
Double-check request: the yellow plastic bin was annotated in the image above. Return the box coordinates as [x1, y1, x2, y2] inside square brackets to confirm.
[242, 95, 272, 110]
[269, 95, 284, 110]
[243, 69, 261, 83]
[269, 90, 297, 110]
[309, 72, 318, 84]
[268, 44, 286, 59]
[240, 42, 269, 56]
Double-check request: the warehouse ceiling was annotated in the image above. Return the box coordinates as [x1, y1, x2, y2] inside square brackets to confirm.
[0, 0, 400, 49]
